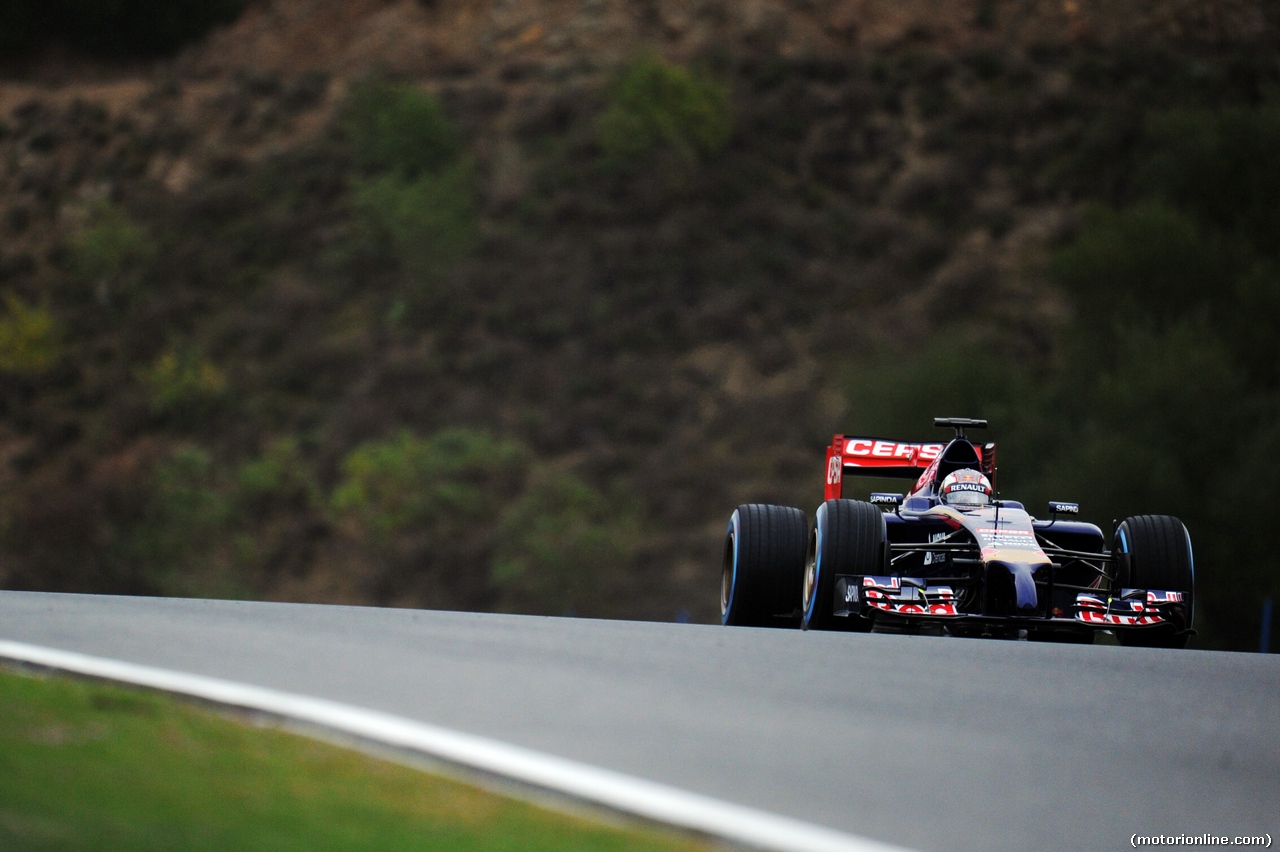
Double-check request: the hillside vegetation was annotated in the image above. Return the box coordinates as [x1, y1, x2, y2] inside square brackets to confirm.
[0, 0, 1277, 649]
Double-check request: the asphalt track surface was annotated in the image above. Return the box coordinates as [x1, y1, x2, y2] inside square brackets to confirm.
[1, 592, 1276, 852]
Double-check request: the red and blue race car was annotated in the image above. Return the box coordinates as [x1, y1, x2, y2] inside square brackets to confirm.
[720, 418, 1195, 647]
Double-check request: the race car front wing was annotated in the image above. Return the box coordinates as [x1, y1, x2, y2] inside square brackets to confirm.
[833, 575, 1189, 632]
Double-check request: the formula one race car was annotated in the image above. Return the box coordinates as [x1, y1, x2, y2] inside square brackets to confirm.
[720, 418, 1195, 648]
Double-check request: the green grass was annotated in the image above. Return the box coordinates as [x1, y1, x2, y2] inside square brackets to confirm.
[0, 667, 710, 851]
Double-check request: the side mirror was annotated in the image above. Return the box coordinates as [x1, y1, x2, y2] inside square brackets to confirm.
[871, 492, 903, 507]
[1048, 501, 1079, 516]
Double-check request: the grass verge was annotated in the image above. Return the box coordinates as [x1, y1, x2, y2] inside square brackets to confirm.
[0, 666, 710, 851]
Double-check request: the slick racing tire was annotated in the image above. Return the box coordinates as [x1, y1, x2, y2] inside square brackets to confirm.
[1113, 514, 1195, 649]
[802, 499, 886, 632]
[721, 504, 808, 628]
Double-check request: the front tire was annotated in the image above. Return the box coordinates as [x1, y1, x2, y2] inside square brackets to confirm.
[1113, 514, 1195, 649]
[721, 504, 808, 627]
[802, 499, 886, 631]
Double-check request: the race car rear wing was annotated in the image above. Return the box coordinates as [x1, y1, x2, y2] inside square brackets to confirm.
[824, 434, 996, 500]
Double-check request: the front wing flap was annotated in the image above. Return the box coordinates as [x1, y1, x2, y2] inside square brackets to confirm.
[834, 575, 1189, 632]
[1073, 590, 1187, 628]
[835, 575, 960, 618]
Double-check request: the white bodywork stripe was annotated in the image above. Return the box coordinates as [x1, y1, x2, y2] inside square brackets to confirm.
[0, 640, 915, 852]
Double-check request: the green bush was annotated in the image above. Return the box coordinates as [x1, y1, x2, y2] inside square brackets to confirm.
[118, 438, 326, 597]
[122, 446, 234, 594]
[68, 204, 155, 306]
[337, 83, 477, 295]
[330, 430, 645, 613]
[597, 54, 732, 174]
[331, 428, 530, 546]
[492, 473, 643, 616]
[0, 295, 61, 375]
[137, 350, 229, 419]
[235, 437, 321, 510]
[340, 82, 463, 179]
[350, 166, 478, 286]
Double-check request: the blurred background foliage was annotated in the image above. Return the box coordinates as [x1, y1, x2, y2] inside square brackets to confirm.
[66, 203, 156, 309]
[331, 428, 529, 546]
[349, 168, 478, 294]
[340, 82, 480, 309]
[340, 82, 464, 180]
[138, 349, 229, 423]
[493, 473, 645, 616]
[1, 19, 1279, 648]
[0, 295, 61, 376]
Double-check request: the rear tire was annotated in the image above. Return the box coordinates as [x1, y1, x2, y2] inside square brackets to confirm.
[802, 499, 886, 632]
[1112, 515, 1195, 649]
[721, 504, 808, 627]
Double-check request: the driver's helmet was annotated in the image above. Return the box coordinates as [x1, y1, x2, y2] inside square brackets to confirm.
[938, 469, 992, 509]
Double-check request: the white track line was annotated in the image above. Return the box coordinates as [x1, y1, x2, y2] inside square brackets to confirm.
[0, 640, 915, 852]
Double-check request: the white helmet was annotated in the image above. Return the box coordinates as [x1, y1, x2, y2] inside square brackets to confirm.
[939, 469, 992, 509]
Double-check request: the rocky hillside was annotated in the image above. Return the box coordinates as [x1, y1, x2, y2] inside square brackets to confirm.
[1, 0, 1277, 647]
